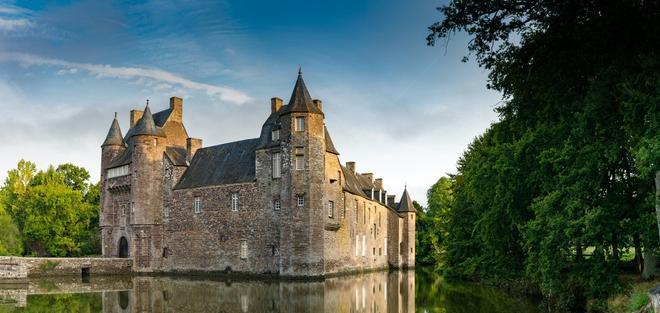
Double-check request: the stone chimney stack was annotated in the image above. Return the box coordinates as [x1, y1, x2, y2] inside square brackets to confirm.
[271, 97, 283, 113]
[346, 162, 356, 174]
[130, 110, 144, 128]
[362, 173, 374, 183]
[387, 195, 396, 207]
[186, 137, 203, 163]
[313, 99, 322, 111]
[374, 178, 383, 190]
[169, 97, 183, 122]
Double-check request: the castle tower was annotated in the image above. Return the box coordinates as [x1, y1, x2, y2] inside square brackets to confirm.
[129, 103, 167, 270]
[277, 69, 327, 276]
[397, 187, 416, 268]
[100, 113, 126, 256]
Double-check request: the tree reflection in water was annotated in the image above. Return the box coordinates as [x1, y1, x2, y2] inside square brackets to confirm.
[0, 270, 540, 313]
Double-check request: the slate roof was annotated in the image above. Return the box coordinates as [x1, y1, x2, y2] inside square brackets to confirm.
[165, 147, 188, 166]
[324, 126, 339, 155]
[107, 144, 133, 168]
[397, 188, 416, 213]
[175, 138, 260, 189]
[102, 114, 125, 147]
[278, 70, 323, 116]
[132, 104, 165, 137]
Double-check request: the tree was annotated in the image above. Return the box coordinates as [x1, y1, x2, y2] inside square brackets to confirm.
[427, 0, 660, 310]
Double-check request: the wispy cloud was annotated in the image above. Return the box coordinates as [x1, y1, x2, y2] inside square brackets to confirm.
[0, 5, 28, 15]
[0, 52, 252, 104]
[0, 17, 31, 30]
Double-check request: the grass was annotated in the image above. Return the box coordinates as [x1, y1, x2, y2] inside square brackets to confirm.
[608, 274, 659, 313]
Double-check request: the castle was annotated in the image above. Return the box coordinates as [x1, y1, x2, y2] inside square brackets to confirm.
[100, 70, 416, 277]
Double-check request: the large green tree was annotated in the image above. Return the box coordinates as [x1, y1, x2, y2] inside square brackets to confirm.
[427, 0, 660, 310]
[0, 160, 101, 257]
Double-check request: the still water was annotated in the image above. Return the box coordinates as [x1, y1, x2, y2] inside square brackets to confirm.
[0, 270, 541, 313]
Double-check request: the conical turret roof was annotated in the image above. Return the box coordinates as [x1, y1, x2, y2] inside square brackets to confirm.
[397, 187, 416, 213]
[279, 68, 324, 115]
[132, 102, 165, 137]
[102, 113, 125, 147]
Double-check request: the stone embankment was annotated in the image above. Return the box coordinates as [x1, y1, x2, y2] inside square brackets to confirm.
[0, 257, 132, 280]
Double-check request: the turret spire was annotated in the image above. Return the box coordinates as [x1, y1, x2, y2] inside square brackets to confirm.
[397, 187, 416, 213]
[102, 112, 125, 147]
[132, 101, 165, 137]
[278, 68, 323, 115]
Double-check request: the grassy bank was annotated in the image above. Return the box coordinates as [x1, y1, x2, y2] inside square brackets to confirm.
[608, 275, 659, 313]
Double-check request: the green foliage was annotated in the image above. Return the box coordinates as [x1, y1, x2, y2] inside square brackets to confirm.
[0, 206, 22, 256]
[417, 177, 453, 268]
[0, 159, 101, 257]
[628, 292, 648, 312]
[427, 0, 660, 311]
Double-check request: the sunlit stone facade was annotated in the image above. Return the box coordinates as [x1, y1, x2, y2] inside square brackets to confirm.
[99, 71, 416, 277]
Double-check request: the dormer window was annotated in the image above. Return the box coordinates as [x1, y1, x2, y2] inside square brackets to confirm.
[295, 117, 305, 131]
[272, 129, 280, 141]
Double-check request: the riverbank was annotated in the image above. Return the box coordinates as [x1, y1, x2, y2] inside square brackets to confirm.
[607, 275, 660, 313]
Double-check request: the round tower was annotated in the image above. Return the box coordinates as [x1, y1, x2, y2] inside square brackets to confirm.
[129, 102, 166, 270]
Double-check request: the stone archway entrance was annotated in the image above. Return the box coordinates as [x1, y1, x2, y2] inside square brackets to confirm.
[118, 237, 129, 258]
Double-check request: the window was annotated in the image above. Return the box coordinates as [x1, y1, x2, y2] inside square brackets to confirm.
[328, 201, 334, 218]
[273, 199, 281, 210]
[362, 235, 366, 257]
[240, 241, 248, 259]
[295, 147, 304, 170]
[272, 152, 281, 178]
[271, 129, 280, 141]
[363, 203, 366, 224]
[121, 205, 126, 216]
[297, 195, 304, 207]
[355, 200, 358, 223]
[193, 197, 202, 213]
[153, 139, 158, 146]
[384, 238, 387, 256]
[231, 193, 239, 212]
[355, 236, 359, 256]
[295, 117, 305, 131]
[107, 165, 129, 178]
[163, 206, 170, 218]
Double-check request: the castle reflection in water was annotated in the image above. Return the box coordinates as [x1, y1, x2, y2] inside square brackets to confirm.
[1, 270, 415, 313]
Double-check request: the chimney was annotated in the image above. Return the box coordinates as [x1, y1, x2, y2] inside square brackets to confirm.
[387, 195, 396, 207]
[186, 137, 203, 163]
[313, 99, 322, 111]
[130, 110, 144, 128]
[362, 173, 373, 183]
[169, 97, 183, 122]
[271, 97, 283, 113]
[374, 178, 383, 190]
[346, 162, 356, 174]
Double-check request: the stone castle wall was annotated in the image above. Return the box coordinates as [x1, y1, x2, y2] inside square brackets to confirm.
[0, 257, 132, 278]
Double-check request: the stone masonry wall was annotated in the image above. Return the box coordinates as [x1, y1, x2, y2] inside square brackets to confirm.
[0, 257, 132, 277]
[162, 182, 279, 274]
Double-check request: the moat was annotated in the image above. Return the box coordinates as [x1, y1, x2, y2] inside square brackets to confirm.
[0, 270, 541, 313]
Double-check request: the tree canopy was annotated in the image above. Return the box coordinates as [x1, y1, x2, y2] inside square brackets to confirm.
[425, 0, 660, 311]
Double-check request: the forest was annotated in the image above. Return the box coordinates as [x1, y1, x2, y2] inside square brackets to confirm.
[417, 0, 660, 311]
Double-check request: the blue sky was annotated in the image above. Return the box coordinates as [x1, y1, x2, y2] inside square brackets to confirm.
[0, 0, 501, 206]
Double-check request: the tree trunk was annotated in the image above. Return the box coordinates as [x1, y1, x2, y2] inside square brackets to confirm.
[656, 170, 660, 244]
[635, 234, 643, 273]
[643, 250, 657, 279]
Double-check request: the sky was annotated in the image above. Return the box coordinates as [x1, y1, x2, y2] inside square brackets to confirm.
[0, 0, 501, 206]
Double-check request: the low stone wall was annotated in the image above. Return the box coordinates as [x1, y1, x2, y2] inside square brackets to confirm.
[0, 257, 132, 278]
[0, 259, 27, 282]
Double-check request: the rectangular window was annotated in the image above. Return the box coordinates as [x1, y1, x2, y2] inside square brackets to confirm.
[273, 199, 281, 210]
[297, 195, 304, 207]
[355, 236, 359, 256]
[363, 203, 366, 224]
[240, 241, 248, 259]
[163, 206, 170, 218]
[271, 129, 280, 141]
[295, 117, 305, 131]
[355, 200, 358, 223]
[272, 152, 281, 178]
[384, 238, 387, 256]
[193, 197, 201, 213]
[328, 201, 334, 218]
[107, 165, 129, 178]
[121, 205, 126, 216]
[231, 193, 239, 212]
[295, 148, 304, 170]
[362, 235, 366, 257]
